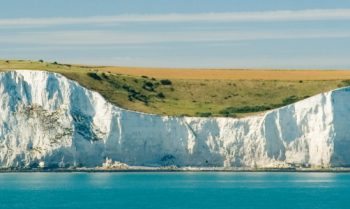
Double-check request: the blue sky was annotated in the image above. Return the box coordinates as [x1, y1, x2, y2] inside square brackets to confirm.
[1, 0, 350, 68]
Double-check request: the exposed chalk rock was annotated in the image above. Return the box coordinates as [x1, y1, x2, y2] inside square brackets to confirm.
[0, 70, 349, 168]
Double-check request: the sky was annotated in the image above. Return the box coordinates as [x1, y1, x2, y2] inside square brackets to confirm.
[1, 0, 350, 69]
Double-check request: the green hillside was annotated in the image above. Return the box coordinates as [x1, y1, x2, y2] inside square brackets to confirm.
[0, 59, 349, 117]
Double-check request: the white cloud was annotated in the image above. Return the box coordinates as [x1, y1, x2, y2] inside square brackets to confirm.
[1, 9, 350, 27]
[1, 29, 350, 45]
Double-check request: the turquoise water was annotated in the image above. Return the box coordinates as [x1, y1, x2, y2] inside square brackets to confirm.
[0, 172, 349, 209]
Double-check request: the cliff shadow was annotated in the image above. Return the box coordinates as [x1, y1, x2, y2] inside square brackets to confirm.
[330, 88, 350, 166]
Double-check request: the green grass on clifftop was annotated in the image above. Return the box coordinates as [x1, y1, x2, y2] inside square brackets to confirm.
[1, 59, 349, 118]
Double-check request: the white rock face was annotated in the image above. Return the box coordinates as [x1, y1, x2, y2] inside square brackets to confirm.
[0, 70, 349, 168]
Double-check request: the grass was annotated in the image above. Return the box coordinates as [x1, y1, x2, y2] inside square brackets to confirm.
[1, 59, 349, 118]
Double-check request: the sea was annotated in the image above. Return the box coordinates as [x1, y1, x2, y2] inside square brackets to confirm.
[0, 172, 349, 209]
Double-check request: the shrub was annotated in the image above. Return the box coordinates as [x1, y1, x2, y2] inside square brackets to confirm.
[282, 95, 299, 105]
[219, 105, 273, 116]
[122, 84, 149, 104]
[220, 112, 237, 117]
[342, 80, 350, 86]
[38, 59, 44, 63]
[219, 95, 303, 117]
[87, 72, 102, 81]
[135, 94, 149, 104]
[196, 112, 212, 117]
[101, 73, 109, 80]
[143, 81, 155, 91]
[160, 79, 172, 85]
[122, 84, 136, 94]
[157, 92, 165, 99]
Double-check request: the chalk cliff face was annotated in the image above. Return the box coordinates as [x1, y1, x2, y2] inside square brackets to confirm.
[0, 70, 349, 168]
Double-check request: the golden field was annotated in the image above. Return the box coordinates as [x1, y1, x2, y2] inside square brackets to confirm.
[98, 66, 350, 80]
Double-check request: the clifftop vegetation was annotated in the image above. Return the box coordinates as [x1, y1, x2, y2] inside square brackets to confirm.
[1, 59, 349, 117]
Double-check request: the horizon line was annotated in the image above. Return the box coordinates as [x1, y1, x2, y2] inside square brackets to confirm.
[1, 59, 350, 71]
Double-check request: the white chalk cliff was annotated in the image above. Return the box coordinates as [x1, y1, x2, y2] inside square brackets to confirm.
[0, 70, 349, 169]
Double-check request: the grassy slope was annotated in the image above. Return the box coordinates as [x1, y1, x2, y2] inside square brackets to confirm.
[1, 59, 349, 117]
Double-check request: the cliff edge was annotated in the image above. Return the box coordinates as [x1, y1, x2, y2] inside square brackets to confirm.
[0, 70, 349, 169]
